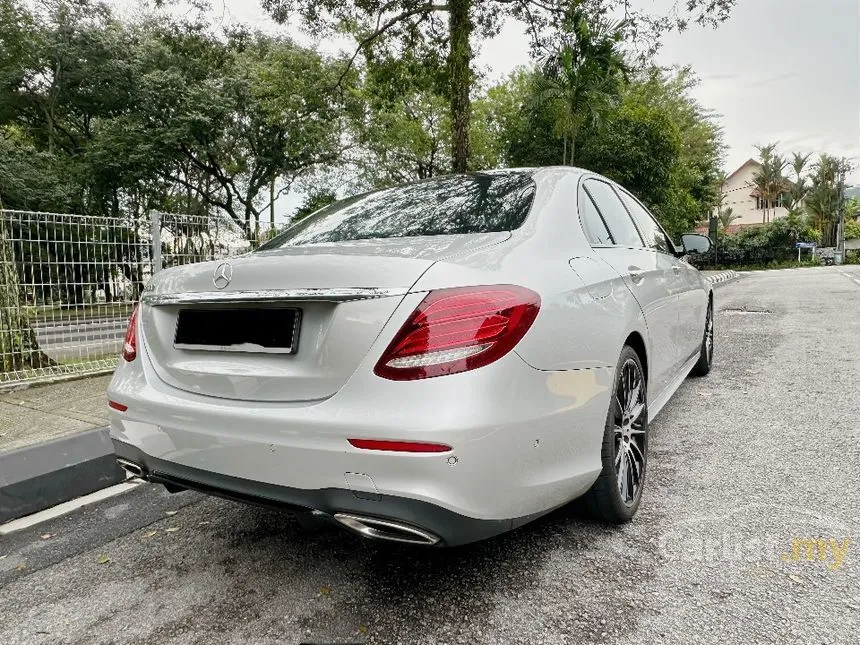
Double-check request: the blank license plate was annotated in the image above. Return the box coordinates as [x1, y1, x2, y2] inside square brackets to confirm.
[174, 307, 301, 354]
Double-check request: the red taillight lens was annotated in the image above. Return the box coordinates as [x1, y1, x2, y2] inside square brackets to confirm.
[122, 305, 139, 362]
[374, 285, 540, 381]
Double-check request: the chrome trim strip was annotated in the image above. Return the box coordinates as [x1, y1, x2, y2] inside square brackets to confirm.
[141, 288, 408, 306]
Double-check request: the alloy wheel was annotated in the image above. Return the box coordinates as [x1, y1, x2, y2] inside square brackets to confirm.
[705, 303, 714, 364]
[614, 358, 646, 506]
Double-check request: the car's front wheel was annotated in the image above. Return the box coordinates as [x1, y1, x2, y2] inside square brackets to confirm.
[581, 345, 648, 523]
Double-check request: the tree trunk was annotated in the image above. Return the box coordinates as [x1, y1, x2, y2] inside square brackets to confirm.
[0, 210, 56, 376]
[562, 136, 567, 165]
[448, 0, 472, 173]
[269, 176, 276, 233]
[569, 135, 577, 166]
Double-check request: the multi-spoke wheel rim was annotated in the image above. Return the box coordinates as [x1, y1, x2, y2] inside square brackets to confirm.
[614, 359, 646, 507]
[705, 304, 714, 363]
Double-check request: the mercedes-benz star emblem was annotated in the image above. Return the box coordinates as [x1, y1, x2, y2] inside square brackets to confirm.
[212, 261, 233, 289]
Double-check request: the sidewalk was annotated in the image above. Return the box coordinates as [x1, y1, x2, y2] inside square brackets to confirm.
[0, 374, 123, 524]
[0, 375, 111, 454]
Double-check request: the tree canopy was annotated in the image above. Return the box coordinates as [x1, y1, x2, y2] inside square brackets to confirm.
[0, 0, 735, 240]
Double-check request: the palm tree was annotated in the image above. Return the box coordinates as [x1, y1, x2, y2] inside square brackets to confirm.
[805, 154, 847, 245]
[750, 143, 775, 223]
[717, 206, 739, 231]
[785, 151, 811, 211]
[533, 10, 628, 165]
[750, 143, 787, 223]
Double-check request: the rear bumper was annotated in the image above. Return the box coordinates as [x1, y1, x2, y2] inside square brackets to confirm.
[108, 331, 613, 531]
[113, 439, 514, 546]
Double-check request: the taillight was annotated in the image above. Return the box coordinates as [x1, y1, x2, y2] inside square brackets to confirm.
[122, 305, 139, 362]
[374, 285, 540, 380]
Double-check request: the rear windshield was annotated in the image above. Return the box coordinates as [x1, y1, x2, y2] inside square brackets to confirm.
[259, 172, 536, 248]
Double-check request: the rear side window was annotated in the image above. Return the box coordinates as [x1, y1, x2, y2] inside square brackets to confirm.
[619, 191, 674, 254]
[583, 179, 643, 248]
[578, 188, 613, 245]
[259, 172, 536, 248]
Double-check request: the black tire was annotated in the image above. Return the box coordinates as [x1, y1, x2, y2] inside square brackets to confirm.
[690, 298, 714, 377]
[580, 345, 648, 524]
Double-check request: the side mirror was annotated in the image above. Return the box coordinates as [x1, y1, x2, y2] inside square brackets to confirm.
[680, 233, 712, 255]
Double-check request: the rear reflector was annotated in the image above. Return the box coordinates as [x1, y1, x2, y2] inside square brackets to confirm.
[374, 285, 540, 380]
[108, 400, 128, 412]
[348, 439, 452, 453]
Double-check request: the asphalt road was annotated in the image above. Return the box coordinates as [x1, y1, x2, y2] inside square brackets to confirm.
[2, 266, 859, 645]
[33, 318, 126, 363]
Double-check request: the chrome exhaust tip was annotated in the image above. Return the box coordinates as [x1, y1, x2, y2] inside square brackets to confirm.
[116, 458, 146, 480]
[333, 513, 441, 546]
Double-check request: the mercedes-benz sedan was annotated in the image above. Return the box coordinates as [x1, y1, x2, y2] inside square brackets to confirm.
[108, 167, 714, 546]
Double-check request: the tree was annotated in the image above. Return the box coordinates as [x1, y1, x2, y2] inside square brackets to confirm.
[845, 197, 860, 223]
[292, 190, 337, 223]
[114, 27, 357, 239]
[785, 151, 811, 211]
[844, 216, 860, 240]
[805, 154, 850, 246]
[575, 67, 724, 236]
[750, 143, 787, 224]
[531, 9, 627, 165]
[261, 0, 738, 173]
[717, 206, 739, 231]
[0, 198, 56, 374]
[352, 51, 451, 185]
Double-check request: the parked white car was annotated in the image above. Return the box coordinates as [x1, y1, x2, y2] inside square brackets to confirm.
[108, 167, 714, 546]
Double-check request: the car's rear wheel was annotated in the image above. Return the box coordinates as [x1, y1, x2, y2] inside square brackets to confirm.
[581, 345, 648, 523]
[690, 298, 714, 377]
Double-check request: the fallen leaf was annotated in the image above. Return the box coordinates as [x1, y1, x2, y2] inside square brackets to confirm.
[96, 555, 110, 565]
[788, 574, 804, 584]
[40, 533, 54, 540]
[165, 527, 180, 533]
[165, 510, 178, 516]
[358, 625, 368, 634]
[0, 555, 6, 560]
[320, 587, 331, 596]
[142, 530, 158, 539]
[198, 521, 209, 526]
[0, 432, 7, 437]
[16, 563, 26, 571]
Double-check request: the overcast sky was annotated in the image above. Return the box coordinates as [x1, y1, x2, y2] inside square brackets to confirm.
[111, 0, 860, 206]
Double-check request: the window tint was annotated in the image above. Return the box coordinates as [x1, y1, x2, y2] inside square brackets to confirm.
[259, 172, 536, 248]
[618, 191, 674, 254]
[578, 189, 614, 245]
[583, 180, 643, 247]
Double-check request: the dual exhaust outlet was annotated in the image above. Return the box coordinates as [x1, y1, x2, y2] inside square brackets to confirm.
[115, 458, 441, 546]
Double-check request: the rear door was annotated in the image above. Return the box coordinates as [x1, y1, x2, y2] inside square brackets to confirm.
[582, 178, 680, 398]
[617, 189, 704, 363]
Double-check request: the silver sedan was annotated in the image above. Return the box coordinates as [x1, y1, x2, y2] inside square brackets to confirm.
[108, 167, 714, 546]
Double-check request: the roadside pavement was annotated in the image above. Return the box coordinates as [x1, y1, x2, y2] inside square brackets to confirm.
[0, 374, 111, 453]
[0, 374, 123, 524]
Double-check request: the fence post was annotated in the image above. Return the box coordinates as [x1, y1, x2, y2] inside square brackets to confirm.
[150, 210, 162, 274]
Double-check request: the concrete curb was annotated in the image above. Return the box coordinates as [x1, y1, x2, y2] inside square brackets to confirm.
[0, 427, 125, 524]
[705, 270, 739, 287]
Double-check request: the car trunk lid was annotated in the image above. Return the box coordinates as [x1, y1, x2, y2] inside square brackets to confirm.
[139, 233, 508, 402]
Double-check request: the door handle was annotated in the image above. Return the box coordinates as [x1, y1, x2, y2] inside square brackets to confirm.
[628, 266, 644, 284]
